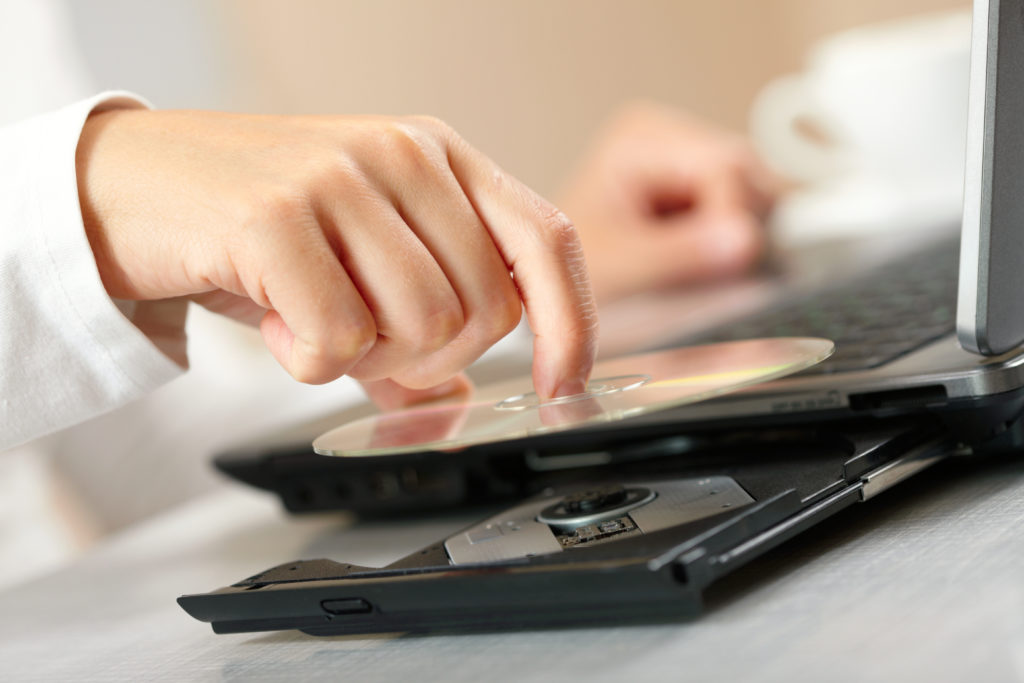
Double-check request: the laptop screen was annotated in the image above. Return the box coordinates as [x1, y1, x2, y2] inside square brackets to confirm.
[958, 0, 1024, 355]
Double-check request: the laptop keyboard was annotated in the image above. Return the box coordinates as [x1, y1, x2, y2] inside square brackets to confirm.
[669, 239, 960, 375]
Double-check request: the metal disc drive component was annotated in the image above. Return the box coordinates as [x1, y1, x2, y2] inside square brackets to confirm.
[313, 338, 834, 457]
[536, 485, 657, 529]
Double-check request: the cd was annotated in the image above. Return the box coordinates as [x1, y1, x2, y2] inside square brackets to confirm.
[313, 337, 834, 457]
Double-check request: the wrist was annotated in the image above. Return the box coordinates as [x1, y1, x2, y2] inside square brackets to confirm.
[76, 107, 131, 301]
[75, 105, 191, 368]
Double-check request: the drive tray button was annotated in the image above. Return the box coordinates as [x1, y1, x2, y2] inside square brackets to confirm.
[320, 598, 372, 615]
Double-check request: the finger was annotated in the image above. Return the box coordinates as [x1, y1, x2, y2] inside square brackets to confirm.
[728, 140, 786, 215]
[446, 135, 598, 399]
[651, 211, 764, 284]
[381, 161, 523, 389]
[247, 210, 377, 384]
[689, 161, 769, 262]
[316, 197, 466, 383]
[359, 373, 473, 411]
[191, 290, 267, 327]
[696, 163, 751, 214]
[698, 141, 782, 221]
[627, 138, 775, 221]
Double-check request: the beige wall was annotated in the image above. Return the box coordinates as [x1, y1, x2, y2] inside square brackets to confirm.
[218, 0, 968, 197]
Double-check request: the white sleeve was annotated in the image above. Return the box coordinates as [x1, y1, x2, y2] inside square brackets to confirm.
[0, 92, 184, 451]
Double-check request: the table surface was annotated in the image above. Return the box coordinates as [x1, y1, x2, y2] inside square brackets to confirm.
[2, 452, 1024, 682]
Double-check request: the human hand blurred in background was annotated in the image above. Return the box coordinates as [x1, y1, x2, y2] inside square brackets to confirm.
[559, 101, 780, 304]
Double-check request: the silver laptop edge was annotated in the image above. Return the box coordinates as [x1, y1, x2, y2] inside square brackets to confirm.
[956, 0, 990, 354]
[959, 0, 1024, 355]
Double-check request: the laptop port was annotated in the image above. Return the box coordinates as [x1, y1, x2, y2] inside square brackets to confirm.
[848, 385, 947, 411]
[320, 598, 372, 616]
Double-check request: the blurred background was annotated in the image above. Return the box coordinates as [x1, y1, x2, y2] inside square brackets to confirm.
[68, 0, 968, 200]
[2, 0, 972, 588]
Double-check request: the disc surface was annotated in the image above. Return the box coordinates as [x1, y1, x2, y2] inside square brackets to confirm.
[313, 337, 834, 457]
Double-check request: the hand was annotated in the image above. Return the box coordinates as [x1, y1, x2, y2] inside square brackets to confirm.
[559, 101, 780, 304]
[76, 111, 597, 400]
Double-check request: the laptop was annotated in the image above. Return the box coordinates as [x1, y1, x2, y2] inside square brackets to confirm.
[178, 1, 1024, 638]
[629, 0, 1024, 438]
[213, 0, 1024, 516]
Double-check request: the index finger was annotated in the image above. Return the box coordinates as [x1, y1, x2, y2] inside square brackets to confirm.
[445, 134, 598, 399]
[693, 144, 781, 221]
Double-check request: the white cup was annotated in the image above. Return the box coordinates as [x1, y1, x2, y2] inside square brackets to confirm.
[750, 11, 971, 241]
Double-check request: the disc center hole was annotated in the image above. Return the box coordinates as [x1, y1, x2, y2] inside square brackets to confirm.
[494, 374, 650, 411]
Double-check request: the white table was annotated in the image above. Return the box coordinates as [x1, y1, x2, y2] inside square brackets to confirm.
[2, 452, 1023, 682]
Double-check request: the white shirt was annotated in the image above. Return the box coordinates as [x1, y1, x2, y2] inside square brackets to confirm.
[0, 92, 184, 450]
[0, 0, 175, 586]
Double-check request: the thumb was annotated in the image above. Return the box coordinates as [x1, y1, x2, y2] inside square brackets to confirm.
[359, 373, 474, 411]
